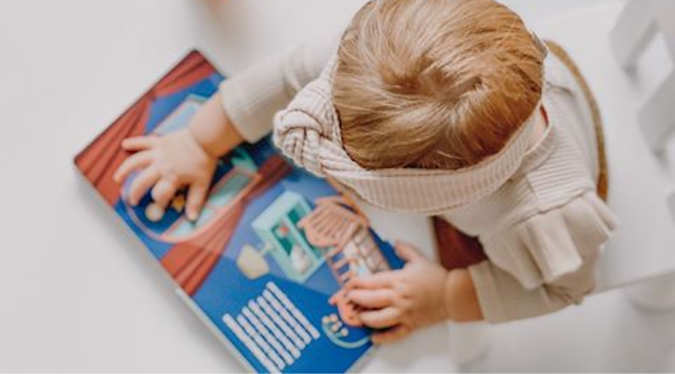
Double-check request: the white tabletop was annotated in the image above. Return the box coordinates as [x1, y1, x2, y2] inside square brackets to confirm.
[4, 0, 672, 371]
[0, 0, 457, 371]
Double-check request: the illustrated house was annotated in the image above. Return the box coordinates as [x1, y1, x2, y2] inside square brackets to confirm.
[251, 191, 327, 283]
[297, 197, 389, 284]
[250, 192, 390, 290]
[297, 196, 390, 327]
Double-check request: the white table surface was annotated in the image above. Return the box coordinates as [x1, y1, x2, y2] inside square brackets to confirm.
[0, 0, 456, 372]
[4, 0, 673, 372]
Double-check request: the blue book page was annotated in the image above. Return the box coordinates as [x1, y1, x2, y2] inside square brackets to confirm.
[78, 52, 404, 374]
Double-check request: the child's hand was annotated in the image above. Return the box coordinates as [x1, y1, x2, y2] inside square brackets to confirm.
[345, 242, 452, 344]
[113, 128, 217, 221]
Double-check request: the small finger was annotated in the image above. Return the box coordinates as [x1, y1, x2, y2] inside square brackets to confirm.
[372, 325, 411, 345]
[121, 136, 157, 151]
[359, 307, 402, 329]
[113, 152, 153, 183]
[128, 167, 160, 206]
[186, 181, 209, 221]
[346, 272, 398, 290]
[347, 289, 396, 309]
[394, 241, 425, 262]
[151, 179, 179, 208]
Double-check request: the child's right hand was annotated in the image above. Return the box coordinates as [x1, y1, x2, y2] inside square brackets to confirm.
[113, 128, 217, 221]
[113, 93, 245, 221]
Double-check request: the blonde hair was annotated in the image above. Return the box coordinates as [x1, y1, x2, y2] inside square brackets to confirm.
[333, 0, 546, 170]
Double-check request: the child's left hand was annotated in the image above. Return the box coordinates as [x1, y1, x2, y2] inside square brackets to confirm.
[345, 242, 452, 344]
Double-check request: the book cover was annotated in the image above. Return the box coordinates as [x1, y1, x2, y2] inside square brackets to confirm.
[74, 50, 404, 373]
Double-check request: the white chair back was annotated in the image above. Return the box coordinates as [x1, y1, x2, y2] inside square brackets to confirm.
[611, 0, 675, 153]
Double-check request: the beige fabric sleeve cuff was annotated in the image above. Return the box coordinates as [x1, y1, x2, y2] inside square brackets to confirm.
[219, 55, 291, 143]
[468, 260, 576, 324]
[219, 37, 338, 144]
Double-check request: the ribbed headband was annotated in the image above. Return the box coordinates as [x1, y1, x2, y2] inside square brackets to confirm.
[274, 36, 548, 215]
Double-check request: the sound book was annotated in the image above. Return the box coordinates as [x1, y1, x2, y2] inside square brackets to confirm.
[74, 50, 404, 373]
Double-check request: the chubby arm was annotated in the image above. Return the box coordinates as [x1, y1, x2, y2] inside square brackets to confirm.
[440, 253, 597, 326]
[467, 245, 599, 323]
[218, 37, 338, 143]
[187, 36, 338, 157]
[190, 92, 243, 158]
[114, 37, 336, 219]
[445, 269, 484, 322]
[466, 192, 613, 323]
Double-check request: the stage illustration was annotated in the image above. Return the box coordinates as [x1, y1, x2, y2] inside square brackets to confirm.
[75, 51, 403, 374]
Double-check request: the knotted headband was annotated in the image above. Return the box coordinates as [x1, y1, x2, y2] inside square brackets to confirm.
[274, 36, 548, 216]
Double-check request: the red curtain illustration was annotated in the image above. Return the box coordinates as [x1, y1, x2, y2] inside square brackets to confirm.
[74, 51, 299, 296]
[75, 51, 215, 206]
[161, 156, 293, 295]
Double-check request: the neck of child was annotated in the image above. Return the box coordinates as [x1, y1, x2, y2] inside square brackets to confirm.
[528, 106, 549, 149]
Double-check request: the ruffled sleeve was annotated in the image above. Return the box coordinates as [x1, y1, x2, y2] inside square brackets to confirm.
[468, 191, 618, 323]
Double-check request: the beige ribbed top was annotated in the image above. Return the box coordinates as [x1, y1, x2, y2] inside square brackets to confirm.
[219, 38, 617, 323]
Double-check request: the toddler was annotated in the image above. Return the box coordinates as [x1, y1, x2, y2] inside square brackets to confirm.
[114, 0, 617, 343]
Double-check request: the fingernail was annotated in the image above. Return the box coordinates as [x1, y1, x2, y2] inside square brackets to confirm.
[187, 209, 197, 221]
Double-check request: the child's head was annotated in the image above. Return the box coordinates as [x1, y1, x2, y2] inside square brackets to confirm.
[333, 0, 546, 170]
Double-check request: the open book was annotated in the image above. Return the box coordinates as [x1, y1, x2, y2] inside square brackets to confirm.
[74, 50, 404, 373]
